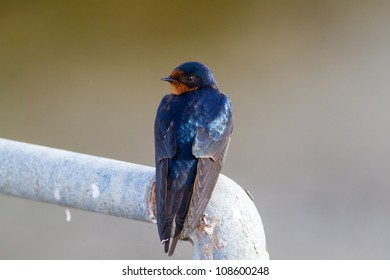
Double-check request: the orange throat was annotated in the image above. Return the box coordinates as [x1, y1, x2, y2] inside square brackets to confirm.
[170, 82, 198, 95]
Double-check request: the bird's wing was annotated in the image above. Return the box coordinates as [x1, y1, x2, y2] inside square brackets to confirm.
[183, 116, 233, 237]
[155, 121, 176, 160]
[154, 121, 176, 253]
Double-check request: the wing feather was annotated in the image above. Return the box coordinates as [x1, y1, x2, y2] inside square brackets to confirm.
[155, 120, 176, 251]
[182, 121, 233, 237]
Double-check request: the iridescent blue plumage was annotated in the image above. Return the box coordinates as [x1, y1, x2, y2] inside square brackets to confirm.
[155, 62, 233, 256]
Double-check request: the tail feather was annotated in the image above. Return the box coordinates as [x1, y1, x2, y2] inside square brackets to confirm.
[162, 220, 173, 254]
[163, 239, 170, 254]
[168, 235, 180, 256]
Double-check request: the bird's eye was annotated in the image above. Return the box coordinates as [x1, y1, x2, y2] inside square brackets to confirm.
[186, 75, 194, 81]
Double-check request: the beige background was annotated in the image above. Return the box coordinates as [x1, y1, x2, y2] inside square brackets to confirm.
[1, 0, 390, 259]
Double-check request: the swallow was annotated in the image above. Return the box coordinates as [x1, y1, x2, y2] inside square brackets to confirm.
[154, 61, 233, 256]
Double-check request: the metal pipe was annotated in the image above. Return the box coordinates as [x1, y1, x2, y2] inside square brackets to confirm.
[0, 138, 269, 259]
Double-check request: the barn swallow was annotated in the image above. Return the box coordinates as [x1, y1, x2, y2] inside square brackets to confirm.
[154, 61, 233, 256]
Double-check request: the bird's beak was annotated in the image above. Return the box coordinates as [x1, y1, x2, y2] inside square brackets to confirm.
[161, 76, 177, 83]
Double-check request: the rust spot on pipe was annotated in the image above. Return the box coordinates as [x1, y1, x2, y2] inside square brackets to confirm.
[148, 178, 157, 223]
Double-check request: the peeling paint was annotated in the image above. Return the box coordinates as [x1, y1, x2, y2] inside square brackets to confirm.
[65, 208, 71, 222]
[90, 183, 100, 198]
[54, 188, 61, 201]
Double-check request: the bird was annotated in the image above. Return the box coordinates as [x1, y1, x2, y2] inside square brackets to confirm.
[154, 61, 233, 256]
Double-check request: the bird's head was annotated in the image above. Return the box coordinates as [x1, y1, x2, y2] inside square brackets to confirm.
[161, 61, 218, 95]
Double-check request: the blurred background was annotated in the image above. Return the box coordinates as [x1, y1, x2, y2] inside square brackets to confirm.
[1, 0, 390, 259]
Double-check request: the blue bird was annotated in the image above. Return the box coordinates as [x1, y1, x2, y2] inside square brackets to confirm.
[154, 61, 233, 256]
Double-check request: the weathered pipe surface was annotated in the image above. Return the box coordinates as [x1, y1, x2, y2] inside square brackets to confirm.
[0, 138, 268, 259]
[0, 138, 156, 223]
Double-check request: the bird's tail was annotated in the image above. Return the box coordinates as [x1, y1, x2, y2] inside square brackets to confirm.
[161, 220, 181, 256]
[161, 238, 170, 254]
[168, 235, 180, 256]
[161, 218, 173, 254]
